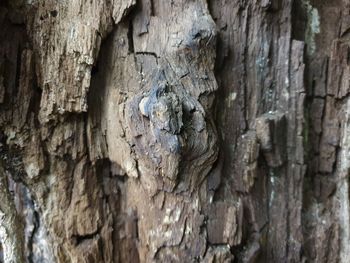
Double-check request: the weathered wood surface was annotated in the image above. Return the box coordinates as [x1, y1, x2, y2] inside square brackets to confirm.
[0, 0, 349, 262]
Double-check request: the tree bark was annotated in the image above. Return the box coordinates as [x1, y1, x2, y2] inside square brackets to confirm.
[0, 163, 25, 263]
[0, 0, 349, 262]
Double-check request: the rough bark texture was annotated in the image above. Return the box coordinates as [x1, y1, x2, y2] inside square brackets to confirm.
[0, 0, 349, 262]
[0, 163, 25, 263]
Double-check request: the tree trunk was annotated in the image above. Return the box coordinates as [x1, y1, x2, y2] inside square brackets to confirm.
[0, 163, 25, 263]
[0, 0, 349, 262]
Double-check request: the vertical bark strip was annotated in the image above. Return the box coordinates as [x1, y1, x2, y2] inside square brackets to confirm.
[0, 164, 25, 263]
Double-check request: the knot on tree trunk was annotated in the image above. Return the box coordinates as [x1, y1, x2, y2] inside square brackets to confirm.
[127, 68, 217, 191]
